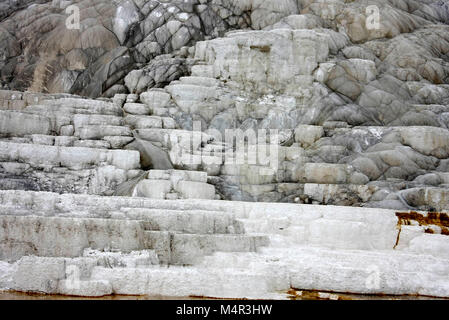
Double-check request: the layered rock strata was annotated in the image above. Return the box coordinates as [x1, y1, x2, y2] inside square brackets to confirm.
[1, 0, 449, 299]
[1, 190, 449, 298]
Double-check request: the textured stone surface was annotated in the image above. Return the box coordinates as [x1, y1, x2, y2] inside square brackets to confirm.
[1, 0, 449, 300]
[0, 190, 448, 298]
[0, 0, 301, 97]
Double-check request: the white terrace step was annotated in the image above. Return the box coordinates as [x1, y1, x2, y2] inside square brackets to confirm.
[8, 250, 160, 297]
[271, 247, 449, 297]
[73, 114, 124, 130]
[1, 111, 133, 143]
[192, 150, 227, 159]
[0, 190, 234, 214]
[1, 190, 448, 298]
[147, 169, 208, 183]
[170, 152, 223, 175]
[0, 141, 140, 171]
[178, 76, 220, 87]
[197, 246, 449, 298]
[0, 135, 129, 150]
[206, 140, 233, 147]
[190, 64, 215, 78]
[0, 205, 243, 235]
[76, 125, 132, 140]
[126, 208, 243, 234]
[123, 102, 151, 115]
[89, 265, 287, 299]
[199, 247, 449, 273]
[0, 90, 54, 110]
[257, 246, 449, 271]
[144, 231, 269, 265]
[7, 245, 449, 298]
[201, 143, 233, 153]
[124, 115, 163, 129]
[237, 211, 398, 251]
[124, 114, 175, 130]
[134, 170, 218, 200]
[0, 110, 54, 136]
[236, 218, 293, 234]
[73, 140, 112, 149]
[33, 98, 122, 116]
[0, 189, 406, 222]
[0, 215, 146, 260]
[136, 128, 211, 149]
[15, 103, 122, 132]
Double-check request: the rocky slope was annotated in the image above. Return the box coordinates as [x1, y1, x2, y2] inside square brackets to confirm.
[0, 0, 296, 96]
[1, 0, 449, 210]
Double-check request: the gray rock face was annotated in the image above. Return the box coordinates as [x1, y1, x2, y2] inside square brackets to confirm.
[142, 0, 449, 211]
[0, 0, 48, 22]
[124, 53, 194, 94]
[1, 0, 449, 210]
[125, 137, 173, 170]
[0, 0, 298, 97]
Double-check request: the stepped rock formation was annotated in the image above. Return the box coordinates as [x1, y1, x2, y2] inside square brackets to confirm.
[1, 0, 449, 299]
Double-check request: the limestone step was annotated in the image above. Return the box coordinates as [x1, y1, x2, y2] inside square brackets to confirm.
[89, 265, 287, 299]
[1, 190, 448, 298]
[166, 83, 217, 102]
[0, 189, 408, 222]
[197, 246, 449, 297]
[1, 135, 78, 148]
[58, 279, 113, 297]
[170, 151, 223, 168]
[179, 76, 220, 87]
[0, 190, 234, 214]
[123, 102, 151, 115]
[7, 244, 449, 298]
[8, 250, 160, 296]
[257, 246, 449, 272]
[207, 140, 233, 148]
[143, 231, 269, 265]
[0, 110, 54, 137]
[136, 128, 209, 150]
[1, 108, 129, 141]
[120, 207, 243, 234]
[124, 115, 163, 129]
[0, 205, 242, 235]
[0, 215, 145, 260]
[1, 111, 132, 147]
[263, 247, 449, 297]
[0, 134, 134, 149]
[73, 114, 124, 130]
[74, 140, 111, 149]
[134, 177, 218, 200]
[190, 64, 215, 78]
[76, 125, 132, 140]
[237, 207, 398, 251]
[236, 218, 292, 234]
[33, 98, 122, 116]
[194, 147, 226, 156]
[146, 169, 208, 183]
[0, 141, 141, 171]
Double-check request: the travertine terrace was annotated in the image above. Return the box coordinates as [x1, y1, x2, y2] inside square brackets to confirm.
[1, 0, 449, 299]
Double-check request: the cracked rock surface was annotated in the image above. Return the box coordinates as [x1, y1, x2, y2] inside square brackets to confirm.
[0, 0, 298, 97]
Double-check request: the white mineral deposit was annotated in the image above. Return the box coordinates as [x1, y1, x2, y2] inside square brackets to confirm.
[0, 0, 449, 300]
